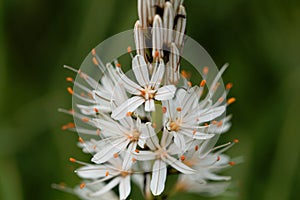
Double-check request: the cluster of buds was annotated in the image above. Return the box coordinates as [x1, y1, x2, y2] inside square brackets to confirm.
[54, 1, 238, 200]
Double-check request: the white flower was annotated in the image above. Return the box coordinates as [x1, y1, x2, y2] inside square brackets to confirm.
[111, 55, 176, 120]
[75, 156, 133, 200]
[134, 125, 195, 196]
[163, 86, 225, 151]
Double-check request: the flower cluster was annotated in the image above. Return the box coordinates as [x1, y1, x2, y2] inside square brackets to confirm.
[56, 0, 238, 199]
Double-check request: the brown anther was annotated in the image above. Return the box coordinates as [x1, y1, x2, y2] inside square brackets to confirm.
[217, 121, 223, 127]
[94, 108, 99, 113]
[200, 80, 206, 87]
[176, 107, 182, 112]
[67, 87, 74, 95]
[217, 156, 221, 161]
[92, 57, 99, 66]
[105, 171, 109, 176]
[66, 77, 73, 82]
[135, 149, 140, 153]
[227, 97, 236, 105]
[78, 137, 84, 144]
[69, 157, 76, 163]
[79, 182, 86, 189]
[180, 155, 185, 161]
[126, 112, 132, 117]
[195, 145, 199, 151]
[91, 48, 96, 56]
[127, 46, 132, 53]
[226, 82, 233, 90]
[228, 161, 235, 166]
[162, 106, 167, 113]
[82, 118, 90, 122]
[233, 139, 239, 143]
[113, 153, 119, 158]
[96, 129, 101, 135]
[203, 66, 209, 75]
[116, 63, 121, 68]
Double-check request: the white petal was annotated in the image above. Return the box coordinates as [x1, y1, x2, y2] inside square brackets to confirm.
[76, 165, 108, 179]
[119, 176, 131, 200]
[155, 85, 176, 100]
[163, 154, 195, 174]
[197, 106, 226, 123]
[120, 73, 142, 95]
[145, 99, 155, 112]
[90, 177, 121, 197]
[133, 150, 156, 161]
[111, 96, 145, 120]
[92, 138, 130, 164]
[150, 159, 167, 196]
[173, 132, 186, 151]
[150, 59, 165, 89]
[204, 172, 231, 181]
[180, 129, 215, 140]
[143, 123, 159, 150]
[132, 55, 149, 86]
[161, 128, 173, 148]
[122, 142, 138, 171]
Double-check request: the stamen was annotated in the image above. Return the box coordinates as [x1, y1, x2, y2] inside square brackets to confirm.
[187, 81, 192, 87]
[66, 77, 74, 82]
[162, 106, 167, 113]
[180, 155, 185, 161]
[92, 57, 99, 66]
[155, 50, 159, 58]
[93, 108, 99, 113]
[105, 171, 109, 176]
[132, 158, 137, 162]
[200, 79, 206, 87]
[91, 48, 96, 56]
[195, 145, 199, 151]
[203, 66, 209, 75]
[217, 121, 223, 127]
[176, 107, 182, 112]
[78, 137, 84, 144]
[233, 139, 239, 143]
[217, 156, 221, 161]
[113, 153, 119, 158]
[228, 161, 235, 166]
[116, 63, 121, 68]
[135, 149, 140, 153]
[82, 118, 90, 123]
[226, 82, 233, 90]
[227, 97, 236, 105]
[126, 112, 132, 117]
[69, 157, 76, 163]
[67, 87, 74, 95]
[79, 182, 86, 189]
[61, 122, 75, 130]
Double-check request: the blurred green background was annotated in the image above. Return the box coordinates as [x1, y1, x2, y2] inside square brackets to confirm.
[1, 0, 300, 199]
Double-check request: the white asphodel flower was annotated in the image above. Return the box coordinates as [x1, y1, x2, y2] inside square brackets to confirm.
[90, 114, 147, 165]
[73, 156, 134, 200]
[163, 86, 225, 151]
[133, 124, 195, 196]
[111, 55, 176, 120]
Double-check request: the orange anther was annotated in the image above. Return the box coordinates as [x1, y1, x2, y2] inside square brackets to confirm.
[78, 137, 84, 143]
[162, 106, 167, 113]
[91, 48, 96, 56]
[152, 123, 157, 128]
[93, 145, 97, 150]
[116, 63, 121, 68]
[127, 46, 132, 53]
[187, 81, 192, 87]
[217, 121, 223, 127]
[92, 57, 99, 66]
[200, 80, 206, 87]
[135, 149, 140, 153]
[105, 171, 109, 176]
[113, 153, 119, 158]
[67, 87, 74, 95]
[132, 158, 137, 162]
[217, 156, 221, 161]
[180, 155, 185, 161]
[180, 70, 190, 79]
[227, 97, 236, 105]
[195, 145, 199, 151]
[155, 50, 159, 58]
[226, 82, 233, 90]
[69, 157, 76, 163]
[176, 107, 182, 112]
[203, 66, 209, 75]
[233, 139, 239, 143]
[228, 161, 235, 166]
[212, 120, 217, 125]
[94, 108, 99, 113]
[126, 112, 132, 117]
[66, 77, 73, 82]
[82, 118, 90, 122]
[79, 182, 86, 189]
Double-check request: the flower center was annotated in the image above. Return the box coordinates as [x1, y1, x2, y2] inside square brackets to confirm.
[169, 118, 182, 132]
[128, 130, 140, 142]
[120, 170, 130, 177]
[140, 85, 156, 100]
